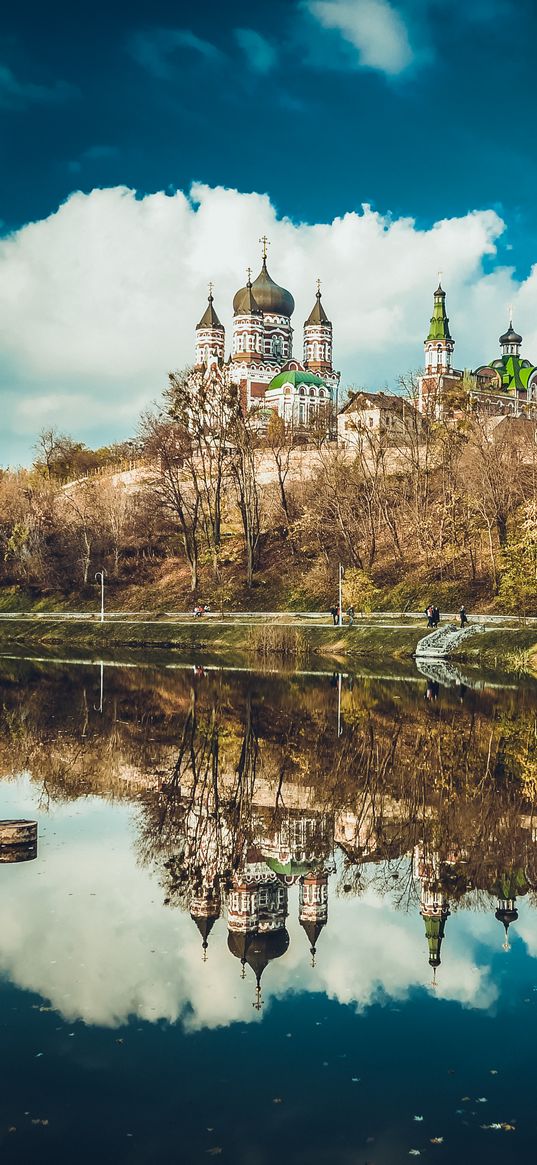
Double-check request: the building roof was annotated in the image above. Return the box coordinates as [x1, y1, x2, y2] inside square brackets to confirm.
[426, 283, 452, 343]
[266, 369, 328, 392]
[500, 320, 522, 346]
[476, 354, 537, 393]
[250, 258, 295, 317]
[196, 292, 223, 330]
[233, 279, 262, 316]
[340, 390, 405, 414]
[305, 289, 330, 327]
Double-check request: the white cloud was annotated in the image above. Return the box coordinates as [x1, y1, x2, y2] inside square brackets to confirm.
[234, 29, 277, 73]
[0, 778, 508, 1027]
[1, 180, 536, 465]
[303, 0, 415, 75]
[0, 64, 76, 110]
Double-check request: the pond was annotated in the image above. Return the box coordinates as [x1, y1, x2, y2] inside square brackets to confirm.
[0, 656, 536, 1163]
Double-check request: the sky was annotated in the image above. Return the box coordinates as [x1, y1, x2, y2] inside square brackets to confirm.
[1, 0, 537, 464]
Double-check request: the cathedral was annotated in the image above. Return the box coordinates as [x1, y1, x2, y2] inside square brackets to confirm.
[195, 239, 340, 424]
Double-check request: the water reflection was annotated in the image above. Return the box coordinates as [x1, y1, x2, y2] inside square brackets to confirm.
[0, 659, 537, 1022]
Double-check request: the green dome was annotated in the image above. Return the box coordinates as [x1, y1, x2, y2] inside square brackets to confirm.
[266, 370, 327, 392]
[264, 856, 315, 877]
[478, 354, 537, 393]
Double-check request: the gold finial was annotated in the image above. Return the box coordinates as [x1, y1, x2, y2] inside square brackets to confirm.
[438, 270, 443, 284]
[253, 984, 263, 1011]
[316, 277, 321, 296]
[259, 235, 270, 261]
[508, 303, 513, 324]
[208, 281, 214, 298]
[246, 266, 252, 283]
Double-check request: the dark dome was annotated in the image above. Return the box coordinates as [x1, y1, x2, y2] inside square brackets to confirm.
[500, 322, 522, 346]
[233, 280, 262, 316]
[227, 928, 289, 975]
[250, 259, 295, 317]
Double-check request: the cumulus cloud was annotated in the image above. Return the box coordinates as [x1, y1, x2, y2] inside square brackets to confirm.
[0, 63, 76, 110]
[304, 0, 415, 75]
[0, 778, 506, 1027]
[1, 180, 536, 465]
[234, 28, 278, 74]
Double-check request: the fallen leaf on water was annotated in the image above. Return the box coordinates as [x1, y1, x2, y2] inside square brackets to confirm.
[272, 1098, 282, 1104]
[489, 1069, 498, 1075]
[501, 1123, 515, 1131]
[413, 1115, 424, 1122]
[8, 1127, 16, 1134]
[409, 1151, 421, 1157]
[481, 1124, 502, 1130]
[476, 1097, 488, 1103]
[351, 1077, 361, 1083]
[430, 1137, 444, 1144]
[206, 1150, 222, 1157]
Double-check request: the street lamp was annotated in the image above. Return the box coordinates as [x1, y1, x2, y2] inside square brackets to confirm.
[95, 569, 106, 623]
[338, 563, 344, 627]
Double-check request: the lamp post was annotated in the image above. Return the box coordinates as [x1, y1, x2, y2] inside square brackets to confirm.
[338, 563, 344, 627]
[95, 570, 106, 623]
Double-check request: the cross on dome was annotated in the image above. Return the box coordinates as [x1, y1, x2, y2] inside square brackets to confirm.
[316, 277, 322, 295]
[208, 281, 214, 298]
[259, 235, 270, 261]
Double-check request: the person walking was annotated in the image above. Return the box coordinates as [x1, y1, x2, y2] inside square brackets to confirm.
[459, 605, 468, 628]
[330, 604, 338, 626]
[346, 605, 355, 626]
[433, 606, 440, 627]
[426, 604, 434, 628]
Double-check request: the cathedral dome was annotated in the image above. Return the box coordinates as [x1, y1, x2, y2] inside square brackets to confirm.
[499, 322, 522, 347]
[250, 258, 295, 317]
[233, 277, 262, 316]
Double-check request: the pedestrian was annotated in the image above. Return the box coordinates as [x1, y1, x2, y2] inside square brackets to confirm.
[425, 604, 434, 628]
[346, 605, 355, 626]
[433, 606, 440, 627]
[329, 604, 338, 626]
[459, 605, 468, 628]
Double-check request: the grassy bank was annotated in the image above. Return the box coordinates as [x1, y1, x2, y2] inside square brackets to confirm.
[0, 615, 535, 675]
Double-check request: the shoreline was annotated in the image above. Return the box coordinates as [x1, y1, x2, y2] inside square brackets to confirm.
[0, 615, 535, 677]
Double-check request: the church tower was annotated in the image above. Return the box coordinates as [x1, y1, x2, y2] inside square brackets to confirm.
[232, 270, 264, 363]
[304, 282, 333, 375]
[499, 318, 523, 358]
[195, 286, 225, 369]
[190, 886, 221, 962]
[424, 282, 454, 375]
[299, 870, 329, 966]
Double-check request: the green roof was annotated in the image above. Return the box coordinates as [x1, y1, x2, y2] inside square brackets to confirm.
[484, 354, 537, 393]
[266, 370, 327, 392]
[264, 856, 314, 877]
[427, 284, 452, 342]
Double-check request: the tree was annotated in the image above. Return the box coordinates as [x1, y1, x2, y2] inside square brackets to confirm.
[228, 410, 262, 588]
[141, 412, 202, 594]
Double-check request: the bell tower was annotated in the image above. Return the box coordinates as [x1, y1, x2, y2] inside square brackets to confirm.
[424, 280, 454, 375]
[304, 280, 333, 375]
[195, 284, 225, 369]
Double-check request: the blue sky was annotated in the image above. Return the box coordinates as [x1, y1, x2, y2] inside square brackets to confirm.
[1, 0, 537, 462]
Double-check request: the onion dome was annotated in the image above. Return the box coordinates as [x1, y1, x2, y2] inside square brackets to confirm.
[495, 903, 519, 950]
[250, 257, 295, 317]
[499, 320, 522, 347]
[196, 290, 223, 330]
[233, 272, 262, 316]
[227, 928, 290, 1009]
[305, 286, 330, 327]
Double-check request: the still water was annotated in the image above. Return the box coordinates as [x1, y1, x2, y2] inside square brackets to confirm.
[1, 656, 537, 1163]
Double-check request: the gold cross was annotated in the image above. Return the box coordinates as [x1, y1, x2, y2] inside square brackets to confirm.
[259, 235, 270, 260]
[246, 266, 252, 283]
[508, 303, 513, 323]
[316, 277, 321, 295]
[437, 269, 443, 285]
[208, 281, 213, 297]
